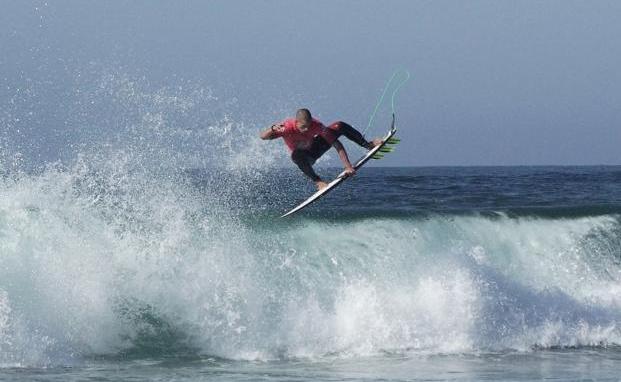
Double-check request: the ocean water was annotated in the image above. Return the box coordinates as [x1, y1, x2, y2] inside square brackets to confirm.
[1, 163, 620, 381]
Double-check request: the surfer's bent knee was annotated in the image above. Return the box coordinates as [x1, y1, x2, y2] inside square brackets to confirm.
[291, 149, 306, 163]
[291, 149, 321, 182]
[329, 121, 346, 132]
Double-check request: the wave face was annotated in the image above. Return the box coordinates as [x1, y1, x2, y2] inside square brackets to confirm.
[1, 164, 620, 367]
[1, 71, 621, 368]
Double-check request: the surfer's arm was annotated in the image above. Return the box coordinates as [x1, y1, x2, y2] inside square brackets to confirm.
[332, 140, 356, 175]
[260, 124, 284, 140]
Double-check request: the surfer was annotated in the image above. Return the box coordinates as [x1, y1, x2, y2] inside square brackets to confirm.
[260, 109, 382, 190]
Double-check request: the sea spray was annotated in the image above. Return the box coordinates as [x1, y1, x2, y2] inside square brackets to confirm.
[0, 70, 275, 365]
[1, 72, 621, 367]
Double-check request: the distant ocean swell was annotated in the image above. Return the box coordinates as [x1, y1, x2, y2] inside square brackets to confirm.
[1, 163, 620, 368]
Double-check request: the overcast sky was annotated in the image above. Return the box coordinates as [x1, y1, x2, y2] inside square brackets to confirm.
[1, 0, 620, 166]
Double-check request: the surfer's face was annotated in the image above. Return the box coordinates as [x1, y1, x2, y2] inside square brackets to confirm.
[296, 117, 311, 132]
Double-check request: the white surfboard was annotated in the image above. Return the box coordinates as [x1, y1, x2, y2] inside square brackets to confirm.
[281, 115, 398, 218]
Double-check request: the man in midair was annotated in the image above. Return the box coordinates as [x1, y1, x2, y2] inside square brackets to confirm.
[260, 108, 381, 190]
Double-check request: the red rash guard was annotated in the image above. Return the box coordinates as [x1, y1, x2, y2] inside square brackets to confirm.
[274, 118, 325, 152]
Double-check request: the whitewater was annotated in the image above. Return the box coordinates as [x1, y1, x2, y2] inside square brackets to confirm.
[1, 75, 620, 380]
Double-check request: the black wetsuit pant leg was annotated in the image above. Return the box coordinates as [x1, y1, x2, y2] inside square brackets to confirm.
[330, 121, 372, 149]
[291, 136, 332, 182]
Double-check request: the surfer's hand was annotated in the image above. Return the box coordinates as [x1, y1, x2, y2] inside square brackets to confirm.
[271, 124, 284, 133]
[344, 166, 356, 177]
[261, 124, 284, 140]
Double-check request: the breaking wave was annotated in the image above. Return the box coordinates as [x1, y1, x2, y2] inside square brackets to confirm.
[1, 71, 620, 368]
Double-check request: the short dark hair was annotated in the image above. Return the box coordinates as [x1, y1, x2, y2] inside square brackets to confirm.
[296, 108, 312, 120]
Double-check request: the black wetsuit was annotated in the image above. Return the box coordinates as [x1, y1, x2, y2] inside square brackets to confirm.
[291, 121, 372, 182]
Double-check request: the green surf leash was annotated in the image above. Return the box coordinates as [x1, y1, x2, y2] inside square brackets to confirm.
[364, 69, 410, 160]
[362, 69, 411, 137]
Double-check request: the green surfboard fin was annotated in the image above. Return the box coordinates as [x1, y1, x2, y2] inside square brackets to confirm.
[379, 146, 394, 153]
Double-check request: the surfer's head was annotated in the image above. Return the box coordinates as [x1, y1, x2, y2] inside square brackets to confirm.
[295, 108, 312, 132]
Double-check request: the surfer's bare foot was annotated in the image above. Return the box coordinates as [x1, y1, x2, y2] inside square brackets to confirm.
[368, 138, 383, 149]
[315, 180, 328, 191]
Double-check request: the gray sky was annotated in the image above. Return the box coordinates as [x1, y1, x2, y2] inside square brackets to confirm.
[1, 0, 620, 166]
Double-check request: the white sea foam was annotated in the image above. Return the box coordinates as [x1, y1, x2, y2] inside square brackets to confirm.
[2, 162, 620, 367]
[1, 72, 620, 367]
